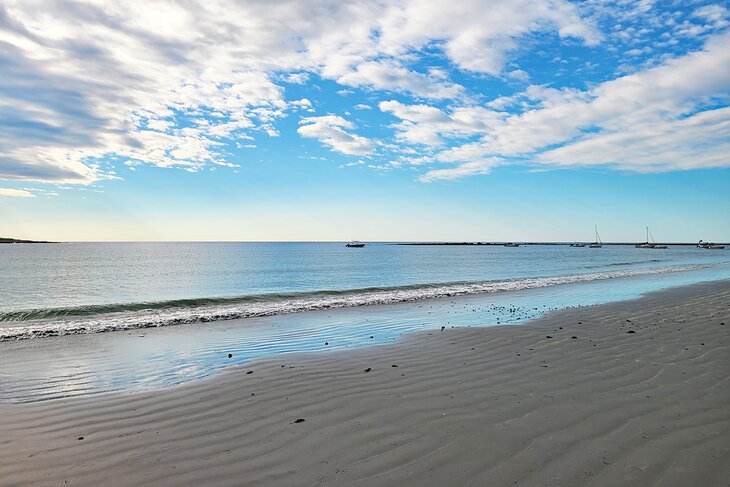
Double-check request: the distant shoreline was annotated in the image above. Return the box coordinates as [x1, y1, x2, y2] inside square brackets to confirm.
[0, 239, 725, 246]
[395, 241, 722, 246]
[0, 237, 54, 244]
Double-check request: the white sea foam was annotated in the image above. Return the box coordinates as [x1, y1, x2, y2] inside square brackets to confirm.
[0, 263, 715, 340]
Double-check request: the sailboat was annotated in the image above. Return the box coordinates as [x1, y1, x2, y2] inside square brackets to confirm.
[588, 226, 602, 248]
[636, 227, 667, 249]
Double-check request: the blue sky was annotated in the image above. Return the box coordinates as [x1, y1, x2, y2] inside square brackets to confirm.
[1, 0, 729, 241]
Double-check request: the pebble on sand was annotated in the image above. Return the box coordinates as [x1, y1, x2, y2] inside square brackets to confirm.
[78, 436, 84, 441]
[364, 368, 372, 373]
[293, 418, 306, 424]
[228, 353, 232, 358]
[627, 330, 636, 334]
[246, 370, 253, 374]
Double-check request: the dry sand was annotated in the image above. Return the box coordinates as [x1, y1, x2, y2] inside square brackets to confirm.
[1, 281, 729, 486]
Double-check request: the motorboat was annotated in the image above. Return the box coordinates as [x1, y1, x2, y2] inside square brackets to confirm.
[697, 240, 725, 250]
[345, 241, 365, 248]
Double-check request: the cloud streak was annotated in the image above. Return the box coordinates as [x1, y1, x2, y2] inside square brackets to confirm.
[0, 188, 35, 198]
[0, 0, 599, 184]
[392, 30, 730, 179]
[298, 116, 374, 156]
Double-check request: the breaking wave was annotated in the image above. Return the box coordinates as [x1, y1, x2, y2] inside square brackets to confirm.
[0, 263, 714, 340]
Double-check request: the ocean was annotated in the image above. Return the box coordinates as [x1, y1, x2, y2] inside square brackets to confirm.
[2, 242, 729, 341]
[1, 242, 729, 401]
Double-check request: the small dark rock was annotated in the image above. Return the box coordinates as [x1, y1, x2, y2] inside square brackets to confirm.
[546, 335, 553, 339]
[369, 336, 374, 339]
[627, 330, 636, 334]
[391, 364, 398, 367]
[228, 353, 232, 358]
[571, 336, 577, 339]
[78, 436, 84, 441]
[246, 370, 253, 374]
[325, 342, 328, 345]
[364, 367, 371, 373]
[293, 418, 306, 423]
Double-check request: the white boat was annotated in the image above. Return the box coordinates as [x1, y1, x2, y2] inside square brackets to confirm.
[588, 226, 602, 248]
[569, 243, 586, 247]
[697, 240, 725, 250]
[636, 227, 667, 249]
[345, 241, 365, 248]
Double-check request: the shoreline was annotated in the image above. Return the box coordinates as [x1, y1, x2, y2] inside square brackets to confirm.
[2, 261, 725, 341]
[2, 280, 729, 486]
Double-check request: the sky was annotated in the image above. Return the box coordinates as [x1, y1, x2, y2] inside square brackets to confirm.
[0, 0, 729, 242]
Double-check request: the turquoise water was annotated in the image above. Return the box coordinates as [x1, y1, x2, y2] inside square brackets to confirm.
[1, 242, 728, 339]
[0, 242, 728, 401]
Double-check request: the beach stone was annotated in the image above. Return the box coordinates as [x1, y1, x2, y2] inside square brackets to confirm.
[246, 370, 253, 374]
[228, 353, 232, 358]
[627, 330, 636, 334]
[546, 335, 553, 339]
[571, 336, 578, 339]
[325, 342, 328, 345]
[364, 367, 371, 373]
[293, 418, 305, 423]
[391, 364, 398, 367]
[78, 436, 84, 441]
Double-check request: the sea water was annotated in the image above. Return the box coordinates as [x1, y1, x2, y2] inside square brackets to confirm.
[1, 242, 729, 401]
[1, 242, 729, 340]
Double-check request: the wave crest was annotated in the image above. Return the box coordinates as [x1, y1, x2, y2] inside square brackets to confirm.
[0, 264, 714, 340]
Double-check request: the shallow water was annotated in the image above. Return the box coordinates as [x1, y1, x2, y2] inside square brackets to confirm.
[2, 242, 728, 339]
[1, 262, 728, 402]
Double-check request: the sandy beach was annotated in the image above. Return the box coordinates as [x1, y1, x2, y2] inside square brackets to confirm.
[1, 280, 729, 486]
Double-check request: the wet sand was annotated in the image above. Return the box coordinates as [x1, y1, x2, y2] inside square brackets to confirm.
[1, 281, 729, 486]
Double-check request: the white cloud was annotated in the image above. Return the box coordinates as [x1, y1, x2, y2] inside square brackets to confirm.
[298, 115, 374, 156]
[394, 31, 730, 179]
[379, 100, 505, 146]
[354, 104, 372, 110]
[692, 5, 729, 29]
[336, 61, 464, 100]
[506, 69, 530, 82]
[0, 0, 599, 184]
[0, 188, 35, 198]
[420, 159, 501, 182]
